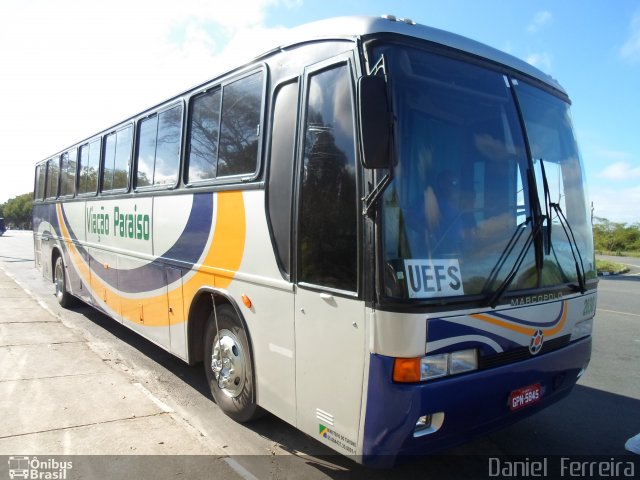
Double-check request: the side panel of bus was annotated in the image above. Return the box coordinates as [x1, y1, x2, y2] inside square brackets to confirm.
[33, 37, 367, 450]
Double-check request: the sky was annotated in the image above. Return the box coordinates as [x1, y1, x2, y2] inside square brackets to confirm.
[1, 0, 639, 223]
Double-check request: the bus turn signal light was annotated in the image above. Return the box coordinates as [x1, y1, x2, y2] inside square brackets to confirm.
[241, 294, 252, 309]
[393, 357, 421, 383]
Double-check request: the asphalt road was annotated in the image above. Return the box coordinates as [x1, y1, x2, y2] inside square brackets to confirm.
[1, 231, 638, 479]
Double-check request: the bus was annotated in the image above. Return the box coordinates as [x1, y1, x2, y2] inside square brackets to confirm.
[32, 15, 597, 465]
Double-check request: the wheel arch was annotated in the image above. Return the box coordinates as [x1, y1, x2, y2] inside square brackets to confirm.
[186, 287, 254, 367]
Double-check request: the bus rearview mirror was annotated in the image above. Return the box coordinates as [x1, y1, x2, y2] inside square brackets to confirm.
[358, 75, 391, 170]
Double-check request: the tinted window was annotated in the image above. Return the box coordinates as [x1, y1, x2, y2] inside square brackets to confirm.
[155, 106, 182, 185]
[46, 157, 60, 199]
[35, 164, 46, 200]
[218, 71, 263, 177]
[102, 126, 132, 192]
[187, 70, 263, 183]
[113, 126, 132, 190]
[79, 139, 100, 195]
[60, 149, 77, 197]
[188, 89, 221, 182]
[137, 105, 182, 188]
[137, 115, 158, 188]
[299, 64, 358, 292]
[268, 80, 298, 276]
[103, 133, 117, 191]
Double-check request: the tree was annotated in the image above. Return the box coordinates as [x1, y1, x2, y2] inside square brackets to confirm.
[593, 217, 640, 253]
[2, 193, 33, 229]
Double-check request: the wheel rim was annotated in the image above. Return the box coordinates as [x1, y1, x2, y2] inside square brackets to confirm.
[54, 260, 64, 298]
[210, 329, 246, 398]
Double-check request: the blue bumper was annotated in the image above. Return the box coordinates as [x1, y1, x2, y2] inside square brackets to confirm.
[361, 337, 591, 466]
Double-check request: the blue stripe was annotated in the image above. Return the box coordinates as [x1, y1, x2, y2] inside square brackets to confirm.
[427, 319, 521, 354]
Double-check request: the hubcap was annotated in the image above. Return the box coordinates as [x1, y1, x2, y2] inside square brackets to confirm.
[55, 261, 64, 297]
[210, 330, 246, 398]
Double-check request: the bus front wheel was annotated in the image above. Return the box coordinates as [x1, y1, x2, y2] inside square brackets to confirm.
[204, 304, 260, 422]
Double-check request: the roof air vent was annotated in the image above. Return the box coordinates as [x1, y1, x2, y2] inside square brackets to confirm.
[381, 14, 416, 25]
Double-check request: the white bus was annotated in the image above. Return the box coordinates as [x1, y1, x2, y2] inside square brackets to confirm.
[33, 15, 597, 465]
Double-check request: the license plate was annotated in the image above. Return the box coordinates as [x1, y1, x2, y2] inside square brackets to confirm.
[509, 383, 542, 411]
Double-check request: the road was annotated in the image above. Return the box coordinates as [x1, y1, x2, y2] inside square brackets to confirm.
[1, 231, 638, 479]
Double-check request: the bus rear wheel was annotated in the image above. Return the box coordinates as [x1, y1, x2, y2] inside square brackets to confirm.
[204, 304, 260, 422]
[53, 255, 74, 308]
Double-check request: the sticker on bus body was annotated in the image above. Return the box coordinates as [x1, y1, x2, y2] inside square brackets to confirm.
[404, 259, 464, 298]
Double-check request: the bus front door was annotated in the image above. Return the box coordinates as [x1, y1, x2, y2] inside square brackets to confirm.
[294, 289, 365, 456]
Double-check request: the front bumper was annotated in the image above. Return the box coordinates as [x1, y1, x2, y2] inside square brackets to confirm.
[361, 337, 591, 466]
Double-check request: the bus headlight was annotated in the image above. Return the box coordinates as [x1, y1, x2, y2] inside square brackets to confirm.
[393, 349, 478, 383]
[420, 354, 449, 380]
[449, 349, 478, 375]
[570, 318, 593, 341]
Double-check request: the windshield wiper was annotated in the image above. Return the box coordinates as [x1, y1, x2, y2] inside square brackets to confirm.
[481, 166, 544, 308]
[550, 201, 587, 293]
[538, 158, 552, 255]
[482, 215, 543, 308]
[538, 158, 586, 293]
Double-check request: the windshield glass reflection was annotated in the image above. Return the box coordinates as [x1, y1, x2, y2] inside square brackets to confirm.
[375, 44, 594, 302]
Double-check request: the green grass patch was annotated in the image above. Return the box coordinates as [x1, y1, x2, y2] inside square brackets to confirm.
[595, 250, 640, 258]
[596, 259, 628, 274]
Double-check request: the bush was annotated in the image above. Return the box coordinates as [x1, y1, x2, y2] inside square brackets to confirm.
[1, 193, 32, 229]
[593, 217, 640, 255]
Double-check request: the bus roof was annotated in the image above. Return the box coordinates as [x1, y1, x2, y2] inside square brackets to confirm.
[271, 15, 566, 95]
[35, 15, 566, 166]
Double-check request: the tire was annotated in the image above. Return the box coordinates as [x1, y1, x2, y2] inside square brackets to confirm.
[203, 303, 261, 422]
[53, 255, 74, 308]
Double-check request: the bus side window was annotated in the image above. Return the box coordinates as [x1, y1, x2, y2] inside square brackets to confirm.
[218, 71, 263, 177]
[137, 115, 158, 188]
[102, 126, 132, 192]
[187, 88, 221, 183]
[187, 70, 264, 184]
[60, 149, 77, 197]
[136, 105, 182, 188]
[299, 63, 358, 292]
[79, 139, 100, 195]
[35, 164, 46, 200]
[154, 106, 182, 185]
[268, 80, 299, 278]
[46, 156, 60, 199]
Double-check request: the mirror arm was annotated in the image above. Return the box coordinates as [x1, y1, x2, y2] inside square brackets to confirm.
[362, 170, 392, 217]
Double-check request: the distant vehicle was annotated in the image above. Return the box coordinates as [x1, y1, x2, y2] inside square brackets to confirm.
[32, 15, 596, 466]
[0, 218, 6, 236]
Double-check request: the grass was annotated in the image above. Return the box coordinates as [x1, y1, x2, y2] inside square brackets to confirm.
[595, 259, 628, 274]
[595, 250, 640, 258]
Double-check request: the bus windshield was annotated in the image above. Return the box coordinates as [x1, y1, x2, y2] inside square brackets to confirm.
[377, 44, 595, 302]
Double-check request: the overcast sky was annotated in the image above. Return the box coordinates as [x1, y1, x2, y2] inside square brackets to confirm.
[2, 0, 639, 223]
